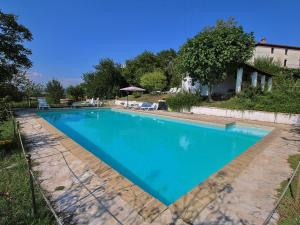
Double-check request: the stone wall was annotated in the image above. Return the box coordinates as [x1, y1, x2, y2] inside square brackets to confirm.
[190, 106, 300, 125]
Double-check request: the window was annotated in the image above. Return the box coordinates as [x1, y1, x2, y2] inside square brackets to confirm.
[284, 59, 287, 67]
[271, 48, 274, 54]
[285, 49, 288, 55]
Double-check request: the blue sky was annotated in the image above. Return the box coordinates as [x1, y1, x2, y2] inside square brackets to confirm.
[2, 0, 300, 86]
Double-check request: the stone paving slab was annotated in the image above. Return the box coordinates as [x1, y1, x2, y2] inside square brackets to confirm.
[16, 109, 300, 225]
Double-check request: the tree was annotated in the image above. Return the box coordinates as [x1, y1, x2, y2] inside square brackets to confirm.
[66, 84, 85, 101]
[82, 59, 127, 99]
[140, 70, 167, 92]
[45, 79, 64, 104]
[0, 10, 32, 83]
[24, 81, 44, 107]
[177, 18, 255, 101]
[156, 49, 177, 87]
[122, 51, 159, 85]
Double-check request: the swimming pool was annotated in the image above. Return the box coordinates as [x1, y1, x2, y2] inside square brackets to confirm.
[38, 109, 270, 205]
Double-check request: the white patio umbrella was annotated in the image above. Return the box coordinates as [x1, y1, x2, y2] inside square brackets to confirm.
[120, 86, 146, 107]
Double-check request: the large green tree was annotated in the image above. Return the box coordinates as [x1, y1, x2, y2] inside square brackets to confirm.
[156, 49, 177, 88]
[140, 70, 167, 92]
[0, 10, 32, 83]
[122, 51, 159, 85]
[45, 79, 64, 104]
[122, 49, 178, 88]
[83, 59, 127, 99]
[177, 18, 255, 101]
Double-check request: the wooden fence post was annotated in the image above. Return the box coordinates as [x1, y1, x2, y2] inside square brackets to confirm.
[16, 121, 20, 149]
[296, 169, 300, 203]
[13, 118, 16, 139]
[26, 154, 36, 217]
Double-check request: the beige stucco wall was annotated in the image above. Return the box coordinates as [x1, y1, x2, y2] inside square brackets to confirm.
[252, 46, 300, 68]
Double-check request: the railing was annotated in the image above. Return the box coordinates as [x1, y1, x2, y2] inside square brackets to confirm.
[5, 105, 63, 225]
[262, 157, 300, 225]
[3, 105, 300, 225]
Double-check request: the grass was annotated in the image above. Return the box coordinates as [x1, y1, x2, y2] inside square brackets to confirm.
[10, 100, 69, 109]
[277, 154, 300, 225]
[10, 100, 38, 108]
[0, 119, 54, 225]
[200, 95, 300, 114]
[118, 93, 171, 103]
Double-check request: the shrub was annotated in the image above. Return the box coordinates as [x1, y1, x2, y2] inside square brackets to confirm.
[166, 92, 202, 111]
[140, 70, 167, 92]
[132, 92, 142, 98]
[237, 86, 264, 100]
[66, 84, 85, 101]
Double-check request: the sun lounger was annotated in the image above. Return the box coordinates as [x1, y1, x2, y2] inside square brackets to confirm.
[140, 102, 158, 110]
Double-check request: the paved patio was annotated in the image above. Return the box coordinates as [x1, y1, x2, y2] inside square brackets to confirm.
[17, 108, 300, 225]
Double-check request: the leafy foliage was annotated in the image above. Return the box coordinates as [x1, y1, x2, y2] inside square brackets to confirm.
[45, 79, 65, 104]
[122, 49, 177, 88]
[277, 154, 300, 225]
[205, 78, 300, 114]
[0, 119, 54, 225]
[140, 70, 167, 91]
[166, 92, 202, 111]
[123, 51, 159, 85]
[132, 92, 142, 98]
[156, 49, 177, 87]
[0, 10, 32, 83]
[66, 84, 85, 101]
[82, 59, 127, 99]
[177, 18, 255, 100]
[253, 56, 282, 75]
[0, 98, 10, 121]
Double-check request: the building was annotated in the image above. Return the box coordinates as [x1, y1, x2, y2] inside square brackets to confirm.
[253, 38, 300, 68]
[181, 39, 300, 96]
[182, 64, 273, 97]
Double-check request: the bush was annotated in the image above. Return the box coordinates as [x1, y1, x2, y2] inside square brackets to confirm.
[66, 85, 85, 101]
[237, 86, 264, 100]
[132, 92, 142, 98]
[140, 70, 167, 92]
[213, 83, 300, 114]
[166, 92, 202, 111]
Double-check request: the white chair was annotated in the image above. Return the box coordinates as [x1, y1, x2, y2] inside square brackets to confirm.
[171, 88, 178, 93]
[90, 98, 95, 105]
[37, 98, 50, 110]
[167, 88, 174, 94]
[176, 88, 182, 93]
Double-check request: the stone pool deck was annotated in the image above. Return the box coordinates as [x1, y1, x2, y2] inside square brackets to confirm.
[17, 108, 300, 225]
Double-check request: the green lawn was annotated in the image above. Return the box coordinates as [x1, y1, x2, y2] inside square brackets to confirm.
[277, 154, 300, 225]
[200, 96, 300, 114]
[118, 93, 171, 103]
[0, 119, 54, 225]
[10, 100, 69, 109]
[10, 100, 38, 108]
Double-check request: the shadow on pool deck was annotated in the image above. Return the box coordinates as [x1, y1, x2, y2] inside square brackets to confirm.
[16, 109, 300, 225]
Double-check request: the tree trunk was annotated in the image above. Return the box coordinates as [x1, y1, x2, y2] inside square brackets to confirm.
[207, 84, 213, 102]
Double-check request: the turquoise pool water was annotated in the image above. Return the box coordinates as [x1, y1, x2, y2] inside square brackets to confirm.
[38, 109, 270, 205]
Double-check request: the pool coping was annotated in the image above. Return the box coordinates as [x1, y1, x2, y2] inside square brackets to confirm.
[34, 108, 280, 224]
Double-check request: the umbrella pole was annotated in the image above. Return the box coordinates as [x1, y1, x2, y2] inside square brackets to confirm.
[127, 92, 128, 108]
